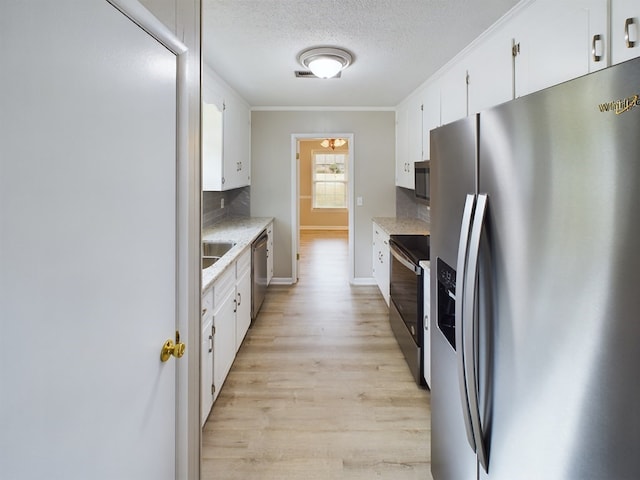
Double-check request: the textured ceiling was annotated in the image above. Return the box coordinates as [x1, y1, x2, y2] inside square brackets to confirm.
[202, 0, 521, 108]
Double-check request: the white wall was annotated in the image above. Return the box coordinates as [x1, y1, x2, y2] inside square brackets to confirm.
[250, 110, 396, 281]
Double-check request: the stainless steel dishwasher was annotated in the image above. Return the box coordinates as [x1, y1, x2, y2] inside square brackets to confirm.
[251, 229, 269, 321]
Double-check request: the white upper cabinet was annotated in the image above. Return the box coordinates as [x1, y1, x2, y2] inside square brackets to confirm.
[512, 0, 608, 98]
[395, 99, 416, 189]
[439, 60, 468, 126]
[221, 94, 251, 190]
[408, 99, 423, 172]
[420, 82, 440, 160]
[467, 21, 515, 115]
[396, 92, 426, 187]
[399, 0, 617, 170]
[202, 96, 224, 192]
[202, 65, 251, 191]
[611, 0, 640, 64]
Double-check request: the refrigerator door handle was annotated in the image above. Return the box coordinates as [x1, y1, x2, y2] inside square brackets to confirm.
[455, 194, 477, 451]
[464, 193, 489, 472]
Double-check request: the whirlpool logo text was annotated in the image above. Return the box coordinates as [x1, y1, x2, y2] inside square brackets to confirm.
[598, 94, 640, 114]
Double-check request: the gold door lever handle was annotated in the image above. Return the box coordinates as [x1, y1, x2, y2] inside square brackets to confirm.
[160, 331, 186, 362]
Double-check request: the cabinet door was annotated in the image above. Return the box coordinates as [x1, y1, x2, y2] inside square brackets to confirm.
[372, 223, 380, 287]
[266, 222, 274, 285]
[421, 82, 440, 160]
[440, 61, 468, 125]
[222, 96, 251, 190]
[467, 23, 514, 115]
[513, 0, 607, 97]
[201, 287, 214, 424]
[408, 98, 423, 171]
[201, 318, 214, 426]
[235, 268, 252, 351]
[395, 97, 421, 189]
[587, 0, 609, 71]
[202, 98, 224, 191]
[213, 288, 236, 401]
[395, 102, 412, 188]
[612, 0, 640, 64]
[379, 233, 390, 306]
[372, 223, 390, 306]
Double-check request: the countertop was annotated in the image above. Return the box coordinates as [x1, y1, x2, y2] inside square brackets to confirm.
[372, 217, 430, 236]
[202, 216, 274, 292]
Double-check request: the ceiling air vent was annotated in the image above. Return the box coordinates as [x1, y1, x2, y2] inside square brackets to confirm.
[295, 70, 342, 78]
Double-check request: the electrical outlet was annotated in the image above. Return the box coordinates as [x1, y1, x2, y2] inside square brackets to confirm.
[356, 196, 363, 206]
[220, 198, 225, 209]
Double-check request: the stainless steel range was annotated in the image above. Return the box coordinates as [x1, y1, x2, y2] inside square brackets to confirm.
[388, 234, 430, 387]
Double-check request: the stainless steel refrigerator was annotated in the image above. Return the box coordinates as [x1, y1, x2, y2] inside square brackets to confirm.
[430, 56, 640, 480]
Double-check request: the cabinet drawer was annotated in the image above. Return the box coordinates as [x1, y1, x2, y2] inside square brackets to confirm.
[213, 265, 235, 307]
[236, 245, 251, 277]
[202, 287, 213, 321]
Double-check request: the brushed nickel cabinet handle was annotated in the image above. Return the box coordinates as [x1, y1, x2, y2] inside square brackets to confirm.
[625, 17, 637, 48]
[592, 34, 603, 61]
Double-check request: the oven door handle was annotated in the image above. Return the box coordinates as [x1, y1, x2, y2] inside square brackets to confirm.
[390, 245, 421, 274]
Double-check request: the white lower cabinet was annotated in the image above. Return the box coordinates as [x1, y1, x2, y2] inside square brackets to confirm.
[266, 221, 274, 285]
[205, 246, 253, 409]
[212, 265, 236, 403]
[423, 263, 431, 388]
[372, 222, 390, 306]
[201, 287, 214, 426]
[235, 247, 251, 352]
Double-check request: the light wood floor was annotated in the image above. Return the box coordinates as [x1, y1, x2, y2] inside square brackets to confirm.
[202, 230, 432, 479]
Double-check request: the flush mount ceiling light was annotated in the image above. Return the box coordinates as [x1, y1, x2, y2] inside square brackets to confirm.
[298, 47, 353, 79]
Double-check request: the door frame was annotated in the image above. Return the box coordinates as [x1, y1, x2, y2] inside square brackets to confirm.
[290, 133, 355, 283]
[109, 1, 199, 478]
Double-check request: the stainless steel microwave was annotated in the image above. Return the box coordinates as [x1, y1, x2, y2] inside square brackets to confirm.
[414, 161, 430, 205]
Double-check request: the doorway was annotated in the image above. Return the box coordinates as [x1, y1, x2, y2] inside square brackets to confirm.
[291, 134, 355, 283]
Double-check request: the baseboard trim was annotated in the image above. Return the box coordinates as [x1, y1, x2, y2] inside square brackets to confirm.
[269, 277, 296, 285]
[351, 277, 377, 286]
[299, 226, 348, 231]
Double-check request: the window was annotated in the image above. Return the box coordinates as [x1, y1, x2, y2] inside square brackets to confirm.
[312, 152, 348, 209]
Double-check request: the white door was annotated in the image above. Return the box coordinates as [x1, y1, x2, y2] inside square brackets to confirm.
[0, 1, 187, 478]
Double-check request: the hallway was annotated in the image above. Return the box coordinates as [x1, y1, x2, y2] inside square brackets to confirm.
[202, 230, 432, 479]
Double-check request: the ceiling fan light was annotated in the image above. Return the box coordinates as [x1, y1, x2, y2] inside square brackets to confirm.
[308, 57, 343, 79]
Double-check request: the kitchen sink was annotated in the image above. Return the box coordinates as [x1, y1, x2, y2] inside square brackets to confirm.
[202, 241, 235, 257]
[202, 257, 219, 269]
[202, 241, 235, 270]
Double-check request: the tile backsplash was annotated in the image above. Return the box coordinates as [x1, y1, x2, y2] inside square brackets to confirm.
[202, 187, 250, 229]
[205, 186, 429, 230]
[396, 187, 430, 224]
